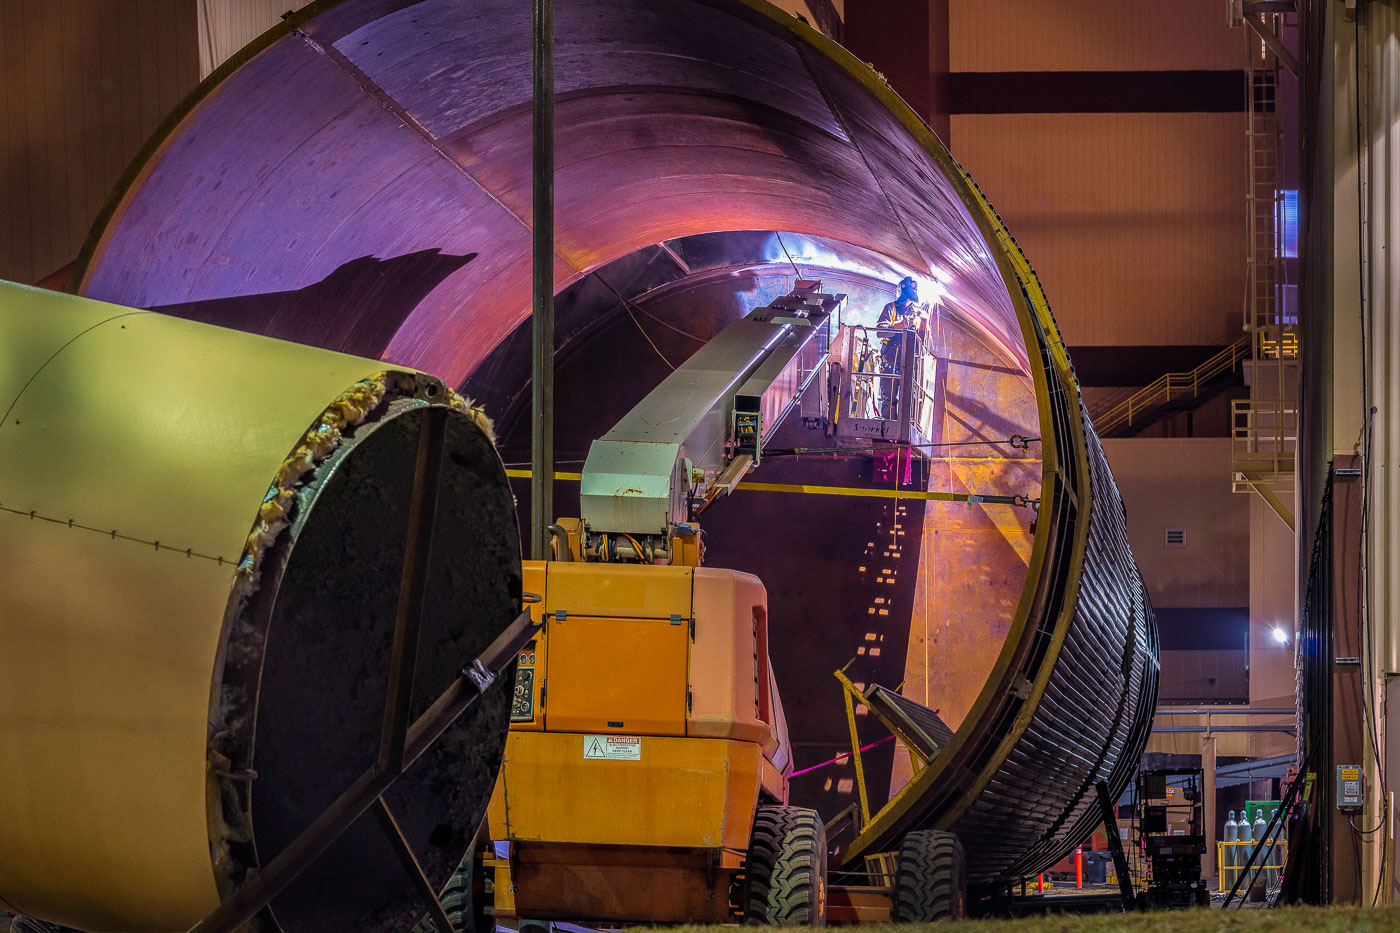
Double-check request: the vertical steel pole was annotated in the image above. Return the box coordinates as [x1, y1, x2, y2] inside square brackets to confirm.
[530, 0, 555, 560]
[1202, 733, 1218, 887]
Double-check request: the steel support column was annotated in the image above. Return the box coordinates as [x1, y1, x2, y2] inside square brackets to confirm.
[530, 0, 555, 561]
[1328, 458, 1365, 903]
[1203, 733, 1218, 885]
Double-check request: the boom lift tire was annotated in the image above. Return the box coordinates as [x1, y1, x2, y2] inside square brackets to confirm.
[891, 830, 966, 922]
[743, 805, 828, 926]
[415, 841, 491, 933]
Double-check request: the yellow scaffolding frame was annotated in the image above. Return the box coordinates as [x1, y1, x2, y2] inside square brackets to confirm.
[1217, 839, 1288, 892]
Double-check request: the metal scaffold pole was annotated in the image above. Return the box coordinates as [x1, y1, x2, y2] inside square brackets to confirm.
[530, 0, 555, 560]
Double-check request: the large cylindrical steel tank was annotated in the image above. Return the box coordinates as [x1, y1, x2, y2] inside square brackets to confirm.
[69, 0, 1156, 888]
[0, 282, 522, 931]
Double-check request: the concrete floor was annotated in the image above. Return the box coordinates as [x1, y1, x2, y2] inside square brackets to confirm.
[666, 905, 1400, 931]
[12, 903, 1395, 931]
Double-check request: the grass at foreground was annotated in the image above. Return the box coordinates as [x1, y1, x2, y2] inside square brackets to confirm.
[665, 906, 1400, 933]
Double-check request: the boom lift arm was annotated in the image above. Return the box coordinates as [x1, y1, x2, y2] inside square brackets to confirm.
[577, 280, 843, 561]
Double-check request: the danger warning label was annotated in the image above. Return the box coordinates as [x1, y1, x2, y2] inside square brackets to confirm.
[584, 735, 642, 761]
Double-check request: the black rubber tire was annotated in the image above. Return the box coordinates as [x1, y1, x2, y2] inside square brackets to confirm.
[414, 844, 492, 933]
[744, 805, 828, 926]
[891, 830, 966, 922]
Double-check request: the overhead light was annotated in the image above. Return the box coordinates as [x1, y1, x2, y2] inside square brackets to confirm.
[1272, 626, 1290, 645]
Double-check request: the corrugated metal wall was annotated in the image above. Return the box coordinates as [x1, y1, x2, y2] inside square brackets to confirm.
[948, 0, 1248, 353]
[953, 112, 1245, 346]
[0, 1, 198, 287]
[197, 0, 316, 78]
[949, 0, 1239, 72]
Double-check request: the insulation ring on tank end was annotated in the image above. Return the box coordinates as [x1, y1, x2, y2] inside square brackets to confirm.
[206, 384, 520, 933]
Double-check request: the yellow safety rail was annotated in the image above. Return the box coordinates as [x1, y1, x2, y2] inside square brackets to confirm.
[1217, 840, 1288, 892]
[1093, 336, 1251, 436]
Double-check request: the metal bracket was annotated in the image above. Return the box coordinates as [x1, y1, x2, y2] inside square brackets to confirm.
[1244, 10, 1299, 75]
[464, 658, 496, 692]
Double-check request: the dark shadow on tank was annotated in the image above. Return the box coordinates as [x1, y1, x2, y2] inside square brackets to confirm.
[697, 407, 924, 824]
[943, 392, 1036, 451]
[147, 249, 477, 357]
[945, 358, 1026, 379]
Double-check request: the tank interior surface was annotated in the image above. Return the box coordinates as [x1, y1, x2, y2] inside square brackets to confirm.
[68, 0, 1154, 902]
[472, 230, 1042, 818]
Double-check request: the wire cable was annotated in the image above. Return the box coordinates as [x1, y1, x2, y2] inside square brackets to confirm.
[788, 734, 896, 777]
[503, 458, 587, 469]
[622, 533, 651, 564]
[623, 303, 675, 370]
[774, 231, 803, 279]
[763, 435, 1040, 459]
[1350, 811, 1387, 836]
[592, 270, 708, 344]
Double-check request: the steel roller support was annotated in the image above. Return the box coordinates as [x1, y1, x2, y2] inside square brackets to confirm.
[70, 0, 1157, 890]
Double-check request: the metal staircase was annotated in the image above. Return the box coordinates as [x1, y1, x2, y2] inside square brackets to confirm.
[1091, 336, 1251, 437]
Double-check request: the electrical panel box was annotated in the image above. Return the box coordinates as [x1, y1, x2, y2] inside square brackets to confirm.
[732, 402, 761, 458]
[1336, 765, 1364, 810]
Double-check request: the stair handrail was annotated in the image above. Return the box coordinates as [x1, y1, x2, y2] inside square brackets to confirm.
[1092, 336, 1252, 435]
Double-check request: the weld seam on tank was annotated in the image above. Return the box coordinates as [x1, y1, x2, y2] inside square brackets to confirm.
[0, 501, 231, 564]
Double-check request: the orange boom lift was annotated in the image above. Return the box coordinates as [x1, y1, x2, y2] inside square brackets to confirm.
[483, 283, 842, 926]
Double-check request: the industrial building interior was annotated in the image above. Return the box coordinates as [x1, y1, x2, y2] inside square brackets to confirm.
[0, 0, 1397, 930]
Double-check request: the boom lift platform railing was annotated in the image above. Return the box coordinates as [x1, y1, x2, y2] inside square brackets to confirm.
[824, 322, 939, 459]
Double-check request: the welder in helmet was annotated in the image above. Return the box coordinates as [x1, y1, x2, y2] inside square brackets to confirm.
[876, 276, 927, 417]
[877, 276, 926, 370]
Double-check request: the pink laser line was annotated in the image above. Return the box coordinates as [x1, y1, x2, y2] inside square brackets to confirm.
[789, 734, 896, 777]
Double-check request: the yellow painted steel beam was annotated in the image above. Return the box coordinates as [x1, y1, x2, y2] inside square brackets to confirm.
[835, 667, 872, 827]
[1237, 470, 1297, 530]
[504, 469, 1037, 507]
